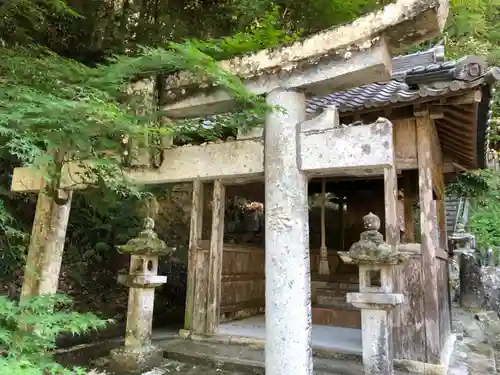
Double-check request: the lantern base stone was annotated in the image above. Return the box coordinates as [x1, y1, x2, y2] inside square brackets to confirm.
[109, 344, 163, 374]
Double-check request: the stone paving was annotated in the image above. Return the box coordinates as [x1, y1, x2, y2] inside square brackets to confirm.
[448, 307, 499, 374]
[89, 357, 251, 375]
[78, 306, 500, 375]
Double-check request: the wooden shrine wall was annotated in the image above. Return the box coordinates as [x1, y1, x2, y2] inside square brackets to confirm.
[393, 245, 426, 361]
[437, 257, 452, 351]
[394, 118, 418, 170]
[220, 243, 265, 322]
[198, 240, 265, 322]
[392, 246, 452, 363]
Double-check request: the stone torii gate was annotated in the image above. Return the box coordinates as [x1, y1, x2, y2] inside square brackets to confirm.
[11, 0, 448, 374]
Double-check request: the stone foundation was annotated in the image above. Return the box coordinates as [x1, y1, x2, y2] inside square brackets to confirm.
[109, 345, 164, 374]
[393, 334, 456, 375]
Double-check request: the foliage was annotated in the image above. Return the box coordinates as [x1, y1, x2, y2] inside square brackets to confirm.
[0, 293, 110, 374]
[448, 170, 500, 251]
[185, 6, 302, 60]
[0, 42, 268, 203]
[0, 0, 388, 72]
[64, 188, 143, 265]
[445, 171, 490, 198]
[442, 0, 500, 143]
[0, 0, 79, 45]
[446, 170, 500, 265]
[0, 200, 30, 277]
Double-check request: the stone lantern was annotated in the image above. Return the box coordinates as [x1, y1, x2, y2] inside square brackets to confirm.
[448, 222, 485, 309]
[338, 212, 408, 375]
[449, 223, 475, 254]
[448, 223, 476, 303]
[109, 217, 174, 374]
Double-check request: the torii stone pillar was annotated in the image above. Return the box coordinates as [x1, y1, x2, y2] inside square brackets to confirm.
[339, 213, 408, 375]
[265, 88, 312, 375]
[21, 186, 73, 299]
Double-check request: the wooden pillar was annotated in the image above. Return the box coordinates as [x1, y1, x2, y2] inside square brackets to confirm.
[206, 179, 225, 334]
[185, 179, 205, 332]
[385, 139, 401, 361]
[384, 164, 399, 249]
[384, 124, 398, 249]
[402, 171, 416, 243]
[429, 121, 446, 251]
[415, 112, 441, 364]
[435, 183, 447, 251]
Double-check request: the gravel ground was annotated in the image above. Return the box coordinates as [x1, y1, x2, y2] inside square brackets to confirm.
[88, 358, 248, 375]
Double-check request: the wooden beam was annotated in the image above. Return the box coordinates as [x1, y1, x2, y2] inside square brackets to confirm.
[443, 90, 482, 105]
[429, 106, 444, 119]
[206, 179, 225, 334]
[337, 92, 478, 124]
[416, 113, 441, 364]
[185, 180, 205, 333]
[413, 105, 445, 200]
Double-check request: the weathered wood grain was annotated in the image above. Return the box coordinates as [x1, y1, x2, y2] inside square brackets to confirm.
[185, 180, 204, 331]
[416, 113, 441, 364]
[206, 179, 226, 333]
[220, 245, 265, 321]
[437, 259, 451, 349]
[402, 170, 416, 243]
[393, 249, 426, 362]
[384, 165, 399, 248]
[192, 249, 209, 333]
[394, 118, 418, 170]
[197, 241, 266, 323]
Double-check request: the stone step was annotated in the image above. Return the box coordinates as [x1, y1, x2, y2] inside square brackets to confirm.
[317, 294, 349, 308]
[320, 282, 359, 292]
[162, 339, 363, 375]
[330, 272, 359, 282]
[312, 306, 361, 329]
[317, 287, 344, 297]
[335, 282, 359, 291]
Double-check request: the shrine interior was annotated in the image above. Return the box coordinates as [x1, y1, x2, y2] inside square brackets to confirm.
[187, 177, 411, 350]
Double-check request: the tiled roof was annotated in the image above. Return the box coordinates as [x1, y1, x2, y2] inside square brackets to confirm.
[391, 46, 445, 76]
[306, 50, 500, 114]
[302, 46, 500, 170]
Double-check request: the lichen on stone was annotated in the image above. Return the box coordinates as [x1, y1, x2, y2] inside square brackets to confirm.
[117, 217, 174, 256]
[338, 212, 409, 265]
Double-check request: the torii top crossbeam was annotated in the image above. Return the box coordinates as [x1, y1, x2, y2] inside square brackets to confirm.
[161, 0, 448, 118]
